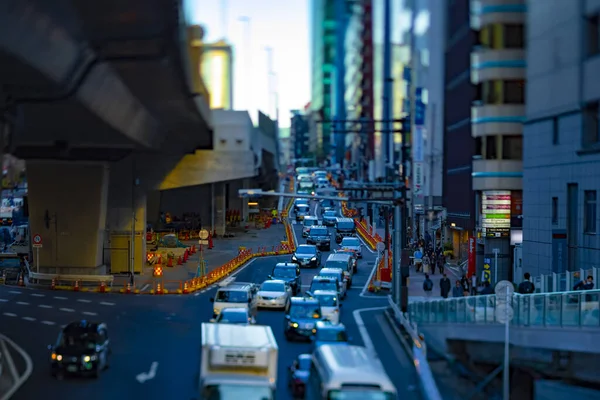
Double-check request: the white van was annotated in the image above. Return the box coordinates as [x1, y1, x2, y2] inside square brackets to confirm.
[210, 281, 258, 318]
[311, 290, 341, 324]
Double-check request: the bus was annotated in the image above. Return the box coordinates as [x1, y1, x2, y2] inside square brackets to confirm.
[307, 345, 397, 399]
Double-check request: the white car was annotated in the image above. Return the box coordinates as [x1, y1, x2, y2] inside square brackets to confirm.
[256, 279, 291, 309]
[340, 237, 362, 258]
[311, 290, 341, 324]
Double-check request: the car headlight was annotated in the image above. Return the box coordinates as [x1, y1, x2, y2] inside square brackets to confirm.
[213, 308, 219, 314]
[291, 322, 299, 328]
[83, 355, 97, 363]
[311, 256, 317, 261]
[52, 353, 62, 361]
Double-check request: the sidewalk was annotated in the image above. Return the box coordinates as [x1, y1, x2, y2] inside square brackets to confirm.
[114, 223, 288, 292]
[407, 264, 462, 302]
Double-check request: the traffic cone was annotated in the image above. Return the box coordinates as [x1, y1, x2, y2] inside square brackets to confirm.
[18, 274, 25, 287]
[73, 280, 80, 292]
[191, 245, 196, 254]
[156, 282, 163, 295]
[208, 234, 214, 249]
[183, 281, 189, 294]
[50, 278, 56, 290]
[157, 254, 163, 265]
[177, 256, 183, 265]
[183, 249, 189, 262]
[125, 283, 131, 294]
[167, 257, 173, 267]
[99, 281, 106, 293]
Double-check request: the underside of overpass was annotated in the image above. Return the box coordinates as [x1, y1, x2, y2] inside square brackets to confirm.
[0, 0, 214, 274]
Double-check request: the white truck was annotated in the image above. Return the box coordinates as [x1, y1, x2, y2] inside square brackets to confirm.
[200, 323, 278, 400]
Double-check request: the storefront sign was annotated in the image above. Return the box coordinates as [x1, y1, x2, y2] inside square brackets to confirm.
[482, 191, 511, 237]
[468, 236, 476, 278]
[413, 162, 424, 191]
[413, 126, 424, 162]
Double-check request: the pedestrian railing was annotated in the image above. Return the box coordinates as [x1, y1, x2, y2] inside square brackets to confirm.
[528, 267, 598, 294]
[409, 289, 600, 328]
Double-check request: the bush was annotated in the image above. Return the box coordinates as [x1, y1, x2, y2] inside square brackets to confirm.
[443, 242, 453, 251]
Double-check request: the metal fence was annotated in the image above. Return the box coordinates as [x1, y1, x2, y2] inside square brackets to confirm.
[409, 289, 600, 328]
[529, 267, 598, 294]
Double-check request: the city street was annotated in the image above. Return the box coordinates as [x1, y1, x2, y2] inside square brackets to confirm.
[0, 202, 421, 400]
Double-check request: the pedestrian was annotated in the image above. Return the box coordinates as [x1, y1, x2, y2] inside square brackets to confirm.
[440, 273, 451, 299]
[480, 281, 494, 295]
[573, 275, 594, 291]
[452, 280, 463, 297]
[517, 272, 535, 294]
[422, 254, 431, 274]
[460, 274, 470, 296]
[423, 274, 434, 297]
[437, 254, 445, 275]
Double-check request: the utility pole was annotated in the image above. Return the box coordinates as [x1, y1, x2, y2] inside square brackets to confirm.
[382, 0, 393, 179]
[238, 16, 252, 111]
[334, 0, 348, 167]
[428, 104, 436, 247]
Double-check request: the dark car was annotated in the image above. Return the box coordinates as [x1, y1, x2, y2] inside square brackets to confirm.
[288, 354, 311, 398]
[291, 244, 321, 268]
[322, 210, 337, 226]
[48, 320, 111, 379]
[296, 204, 311, 221]
[306, 226, 331, 251]
[284, 297, 322, 341]
[319, 200, 336, 214]
[269, 262, 301, 295]
[334, 218, 356, 244]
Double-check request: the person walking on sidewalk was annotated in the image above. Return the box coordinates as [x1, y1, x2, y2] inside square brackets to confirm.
[518, 272, 535, 294]
[440, 274, 451, 299]
[422, 254, 431, 274]
[452, 280, 463, 297]
[460, 274, 470, 296]
[423, 274, 434, 297]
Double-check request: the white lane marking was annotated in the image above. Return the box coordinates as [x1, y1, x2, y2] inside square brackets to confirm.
[136, 361, 159, 383]
[30, 293, 45, 297]
[54, 296, 68, 300]
[2, 312, 17, 317]
[194, 292, 200, 296]
[77, 299, 91, 303]
[0, 298, 8, 302]
[22, 316, 36, 322]
[99, 301, 115, 306]
[15, 301, 29, 305]
[38, 304, 53, 309]
[352, 306, 388, 353]
[41, 320, 56, 325]
[141, 284, 150, 292]
[0, 332, 34, 399]
[82, 311, 97, 316]
[8, 290, 21, 294]
[59, 308, 75, 312]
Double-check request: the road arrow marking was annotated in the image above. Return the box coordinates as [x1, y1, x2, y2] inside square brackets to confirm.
[136, 362, 159, 383]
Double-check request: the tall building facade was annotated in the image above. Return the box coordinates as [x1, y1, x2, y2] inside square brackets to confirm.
[470, 0, 526, 282]
[443, 0, 477, 260]
[522, 1, 600, 276]
[290, 111, 310, 161]
[344, 0, 375, 177]
[201, 40, 234, 110]
[310, 0, 336, 160]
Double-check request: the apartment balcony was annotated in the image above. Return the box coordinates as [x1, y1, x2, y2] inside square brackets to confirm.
[471, 102, 525, 137]
[471, 47, 526, 84]
[472, 158, 522, 191]
[471, 0, 526, 30]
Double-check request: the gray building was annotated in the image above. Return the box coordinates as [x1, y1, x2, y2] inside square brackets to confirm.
[522, 0, 600, 276]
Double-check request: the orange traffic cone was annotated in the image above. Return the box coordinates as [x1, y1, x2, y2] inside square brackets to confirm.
[73, 280, 80, 292]
[183, 281, 189, 294]
[177, 256, 183, 265]
[208, 234, 214, 249]
[99, 281, 106, 293]
[125, 283, 131, 294]
[191, 245, 196, 254]
[50, 278, 56, 290]
[157, 254, 163, 265]
[183, 249, 189, 262]
[17, 274, 24, 287]
[156, 282, 163, 295]
[167, 257, 173, 267]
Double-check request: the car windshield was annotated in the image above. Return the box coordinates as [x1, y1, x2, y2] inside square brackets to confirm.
[326, 260, 349, 270]
[273, 268, 296, 278]
[204, 384, 274, 400]
[295, 200, 308, 206]
[219, 311, 248, 323]
[299, 182, 314, 188]
[297, 206, 310, 213]
[315, 294, 338, 307]
[327, 390, 395, 400]
[260, 282, 285, 292]
[215, 290, 248, 303]
[298, 358, 312, 371]
[303, 219, 317, 226]
[296, 246, 316, 255]
[61, 333, 98, 350]
[324, 211, 336, 217]
[337, 221, 355, 230]
[290, 304, 321, 319]
[311, 280, 336, 292]
[310, 228, 328, 236]
[320, 273, 340, 281]
[341, 238, 360, 247]
[316, 329, 348, 342]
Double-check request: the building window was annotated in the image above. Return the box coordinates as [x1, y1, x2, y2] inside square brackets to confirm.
[584, 190, 597, 234]
[552, 117, 559, 145]
[485, 136, 498, 159]
[504, 80, 525, 104]
[502, 135, 523, 160]
[587, 14, 600, 57]
[504, 24, 525, 48]
[583, 101, 600, 147]
[552, 197, 559, 225]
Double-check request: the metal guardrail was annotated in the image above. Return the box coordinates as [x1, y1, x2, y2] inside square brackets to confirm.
[387, 297, 443, 400]
[409, 289, 600, 328]
[28, 272, 114, 286]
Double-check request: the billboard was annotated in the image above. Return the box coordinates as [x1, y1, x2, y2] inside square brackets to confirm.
[481, 190, 511, 237]
[468, 236, 476, 278]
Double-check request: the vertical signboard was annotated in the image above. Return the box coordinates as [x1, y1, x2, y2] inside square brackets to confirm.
[481, 190, 511, 237]
[413, 162, 424, 194]
[415, 87, 425, 126]
[468, 236, 476, 278]
[413, 126, 424, 163]
[551, 230, 567, 273]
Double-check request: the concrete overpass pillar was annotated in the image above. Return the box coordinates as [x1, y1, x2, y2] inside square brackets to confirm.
[213, 182, 227, 236]
[26, 161, 109, 273]
[106, 157, 147, 274]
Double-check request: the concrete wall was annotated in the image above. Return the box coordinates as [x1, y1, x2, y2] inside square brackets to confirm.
[159, 184, 212, 225]
[213, 109, 254, 151]
[26, 161, 109, 273]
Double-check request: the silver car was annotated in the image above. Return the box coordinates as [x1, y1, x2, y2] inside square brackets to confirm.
[256, 279, 292, 309]
[340, 237, 362, 258]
